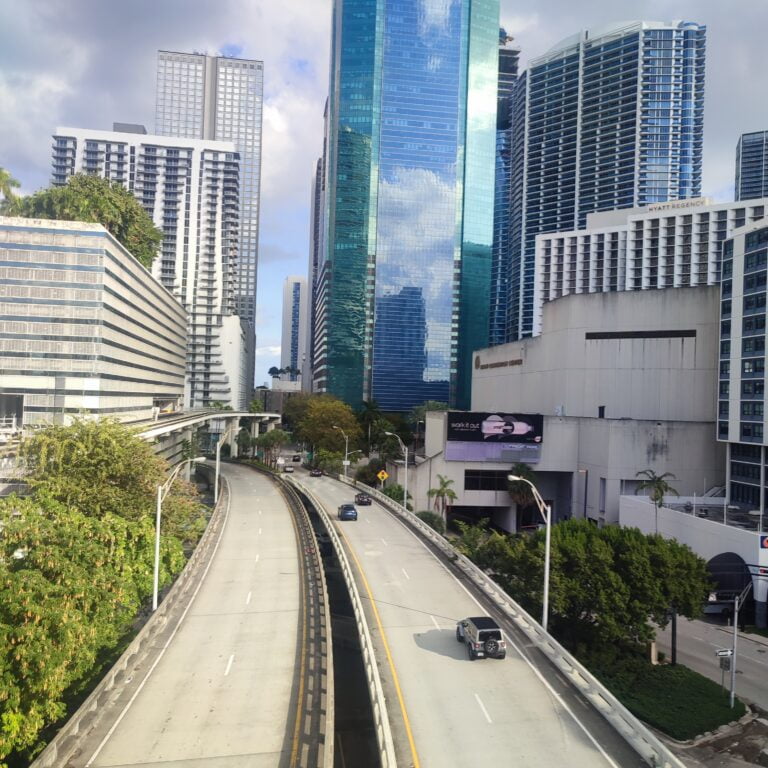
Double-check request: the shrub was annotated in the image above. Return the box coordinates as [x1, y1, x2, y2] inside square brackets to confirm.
[417, 511, 445, 535]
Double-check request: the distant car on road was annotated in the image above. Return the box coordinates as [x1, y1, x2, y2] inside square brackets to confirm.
[337, 503, 358, 521]
[292, 454, 302, 462]
[355, 492, 372, 506]
[283, 465, 295, 473]
[309, 468, 323, 477]
[456, 616, 506, 660]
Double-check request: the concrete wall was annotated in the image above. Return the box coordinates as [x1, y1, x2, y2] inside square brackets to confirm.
[473, 285, 720, 423]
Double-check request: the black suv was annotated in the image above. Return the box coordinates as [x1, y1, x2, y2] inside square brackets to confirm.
[355, 492, 372, 505]
[456, 616, 506, 660]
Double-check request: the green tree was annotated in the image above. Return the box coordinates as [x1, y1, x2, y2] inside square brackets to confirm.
[427, 473, 457, 523]
[0, 166, 21, 213]
[255, 429, 290, 466]
[314, 448, 344, 475]
[381, 483, 412, 511]
[237, 427, 253, 457]
[507, 462, 537, 508]
[482, 519, 710, 651]
[19, 418, 204, 543]
[295, 396, 362, 452]
[15, 174, 162, 268]
[635, 469, 678, 535]
[281, 391, 312, 432]
[268, 366, 282, 378]
[354, 457, 386, 487]
[357, 399, 382, 452]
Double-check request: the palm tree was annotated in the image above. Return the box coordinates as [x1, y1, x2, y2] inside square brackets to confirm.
[507, 462, 537, 508]
[427, 474, 458, 525]
[358, 399, 382, 453]
[0, 167, 21, 214]
[635, 469, 678, 534]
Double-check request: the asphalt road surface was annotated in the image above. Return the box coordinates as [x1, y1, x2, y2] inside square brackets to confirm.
[657, 617, 768, 710]
[297, 472, 647, 768]
[77, 463, 301, 768]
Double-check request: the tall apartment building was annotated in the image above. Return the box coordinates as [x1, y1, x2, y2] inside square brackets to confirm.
[718, 220, 768, 517]
[315, 0, 499, 411]
[155, 50, 264, 392]
[280, 276, 307, 383]
[736, 131, 768, 202]
[502, 20, 706, 342]
[489, 29, 521, 347]
[306, 154, 325, 391]
[51, 125, 250, 409]
[0, 217, 186, 426]
[535, 197, 768, 335]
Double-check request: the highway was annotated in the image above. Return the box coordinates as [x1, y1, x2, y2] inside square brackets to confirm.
[657, 617, 768, 709]
[297, 472, 646, 768]
[73, 463, 303, 768]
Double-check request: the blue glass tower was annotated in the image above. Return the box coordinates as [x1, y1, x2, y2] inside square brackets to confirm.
[736, 131, 768, 202]
[502, 21, 706, 342]
[316, 0, 499, 411]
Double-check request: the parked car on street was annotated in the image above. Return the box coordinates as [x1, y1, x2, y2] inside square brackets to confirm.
[337, 503, 358, 521]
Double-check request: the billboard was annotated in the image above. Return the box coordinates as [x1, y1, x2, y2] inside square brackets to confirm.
[445, 412, 543, 463]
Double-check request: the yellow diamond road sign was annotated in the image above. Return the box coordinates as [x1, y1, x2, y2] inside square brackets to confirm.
[377, 470, 389, 481]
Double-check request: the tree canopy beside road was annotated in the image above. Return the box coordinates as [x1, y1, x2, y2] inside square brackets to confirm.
[0, 419, 206, 764]
[10, 173, 162, 268]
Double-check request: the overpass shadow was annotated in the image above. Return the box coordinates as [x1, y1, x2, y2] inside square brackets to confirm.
[413, 628, 467, 660]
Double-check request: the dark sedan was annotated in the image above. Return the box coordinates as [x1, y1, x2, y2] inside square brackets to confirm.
[309, 468, 323, 477]
[355, 492, 372, 506]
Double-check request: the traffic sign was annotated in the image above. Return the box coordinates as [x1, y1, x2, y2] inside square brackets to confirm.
[719, 657, 731, 672]
[377, 470, 389, 481]
[715, 649, 733, 658]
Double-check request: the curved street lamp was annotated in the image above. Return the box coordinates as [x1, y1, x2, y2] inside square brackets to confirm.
[385, 431, 409, 512]
[333, 425, 350, 478]
[155, 456, 206, 611]
[508, 474, 551, 632]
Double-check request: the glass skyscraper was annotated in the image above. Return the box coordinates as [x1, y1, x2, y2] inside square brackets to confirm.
[155, 51, 263, 390]
[736, 131, 768, 202]
[315, 0, 499, 411]
[501, 21, 706, 341]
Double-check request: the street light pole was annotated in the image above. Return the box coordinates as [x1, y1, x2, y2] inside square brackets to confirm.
[154, 456, 205, 611]
[508, 474, 551, 632]
[333, 425, 349, 478]
[731, 581, 754, 708]
[385, 431, 408, 511]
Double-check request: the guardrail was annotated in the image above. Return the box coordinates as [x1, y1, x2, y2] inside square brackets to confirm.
[31, 474, 232, 768]
[333, 475, 685, 768]
[289, 478, 398, 768]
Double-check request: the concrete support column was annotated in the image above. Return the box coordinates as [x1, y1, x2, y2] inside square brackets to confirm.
[227, 419, 239, 459]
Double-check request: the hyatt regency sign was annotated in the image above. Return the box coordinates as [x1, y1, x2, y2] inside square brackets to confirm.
[445, 412, 543, 463]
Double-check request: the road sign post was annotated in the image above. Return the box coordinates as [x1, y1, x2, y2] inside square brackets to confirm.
[377, 469, 388, 491]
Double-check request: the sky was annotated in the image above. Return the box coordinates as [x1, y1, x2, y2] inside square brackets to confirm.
[0, 0, 766, 387]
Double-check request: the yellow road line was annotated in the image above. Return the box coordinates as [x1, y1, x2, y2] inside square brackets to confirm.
[339, 527, 421, 768]
[287, 491, 308, 768]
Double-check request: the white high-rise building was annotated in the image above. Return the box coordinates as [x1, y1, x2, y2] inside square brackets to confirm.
[155, 51, 263, 393]
[281, 276, 307, 385]
[51, 125, 250, 409]
[534, 197, 768, 335]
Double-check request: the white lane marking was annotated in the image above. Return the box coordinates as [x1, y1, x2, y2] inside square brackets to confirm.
[224, 654, 235, 676]
[365, 518, 371, 524]
[474, 693, 493, 724]
[402, 568, 410, 580]
[381, 538, 388, 546]
[255, 554, 260, 564]
[85, 482, 234, 767]
[246, 591, 252, 605]
[387, 512, 622, 768]
[259, 509, 262, 515]
[258, 527, 262, 535]
[430, 615, 440, 630]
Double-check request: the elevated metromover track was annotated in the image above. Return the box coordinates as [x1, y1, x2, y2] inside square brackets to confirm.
[291, 471, 663, 768]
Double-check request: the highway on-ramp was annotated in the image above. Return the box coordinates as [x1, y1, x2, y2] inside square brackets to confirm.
[75, 463, 302, 768]
[298, 472, 647, 768]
